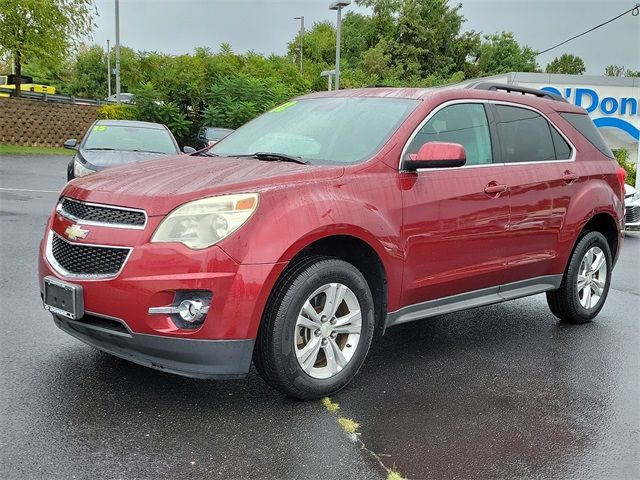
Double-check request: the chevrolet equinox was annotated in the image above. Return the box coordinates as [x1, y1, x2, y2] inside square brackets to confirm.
[39, 83, 627, 399]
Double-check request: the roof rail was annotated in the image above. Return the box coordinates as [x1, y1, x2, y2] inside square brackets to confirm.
[466, 81, 568, 103]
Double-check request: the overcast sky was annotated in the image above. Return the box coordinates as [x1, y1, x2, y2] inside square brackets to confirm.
[89, 0, 639, 76]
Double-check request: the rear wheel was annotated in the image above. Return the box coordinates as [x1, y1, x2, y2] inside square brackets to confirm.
[547, 231, 612, 324]
[254, 257, 375, 399]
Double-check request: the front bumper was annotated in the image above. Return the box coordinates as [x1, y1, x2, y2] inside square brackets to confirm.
[54, 314, 254, 378]
[39, 202, 287, 378]
[625, 202, 640, 231]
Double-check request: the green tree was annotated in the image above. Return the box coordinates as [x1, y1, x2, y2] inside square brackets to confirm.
[68, 44, 107, 97]
[0, 0, 96, 96]
[288, 21, 336, 67]
[545, 54, 585, 75]
[21, 55, 71, 93]
[605, 65, 640, 77]
[475, 32, 538, 75]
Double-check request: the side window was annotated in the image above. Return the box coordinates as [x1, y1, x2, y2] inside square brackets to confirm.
[550, 126, 572, 160]
[495, 105, 557, 163]
[405, 103, 493, 166]
[560, 112, 614, 158]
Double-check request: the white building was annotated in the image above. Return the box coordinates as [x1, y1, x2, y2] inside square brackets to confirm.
[479, 72, 639, 187]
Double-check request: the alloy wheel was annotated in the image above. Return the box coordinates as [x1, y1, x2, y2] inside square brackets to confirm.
[577, 246, 607, 310]
[294, 282, 362, 379]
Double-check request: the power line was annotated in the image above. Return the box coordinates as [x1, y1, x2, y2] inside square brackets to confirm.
[535, 3, 640, 56]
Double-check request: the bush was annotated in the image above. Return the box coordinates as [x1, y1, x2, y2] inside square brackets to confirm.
[202, 75, 291, 129]
[97, 103, 138, 120]
[614, 149, 636, 186]
[153, 102, 193, 142]
[131, 82, 193, 145]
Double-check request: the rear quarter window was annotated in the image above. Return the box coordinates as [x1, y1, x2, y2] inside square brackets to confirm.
[560, 113, 614, 158]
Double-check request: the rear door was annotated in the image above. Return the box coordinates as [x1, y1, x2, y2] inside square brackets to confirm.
[400, 101, 511, 306]
[489, 103, 577, 285]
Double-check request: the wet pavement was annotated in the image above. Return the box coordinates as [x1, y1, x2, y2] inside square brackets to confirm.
[1, 154, 639, 479]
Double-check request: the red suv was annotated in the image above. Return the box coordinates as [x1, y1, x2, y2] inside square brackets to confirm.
[39, 83, 626, 399]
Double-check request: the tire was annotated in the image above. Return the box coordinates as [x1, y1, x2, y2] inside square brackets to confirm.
[254, 256, 375, 400]
[66, 160, 74, 181]
[546, 231, 612, 324]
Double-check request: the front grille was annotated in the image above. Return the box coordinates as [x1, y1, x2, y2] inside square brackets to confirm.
[626, 205, 640, 224]
[60, 197, 146, 227]
[50, 232, 130, 276]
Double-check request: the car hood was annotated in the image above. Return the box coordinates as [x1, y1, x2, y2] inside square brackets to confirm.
[64, 154, 345, 216]
[79, 149, 171, 169]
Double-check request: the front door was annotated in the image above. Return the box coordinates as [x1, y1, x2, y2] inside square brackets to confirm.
[400, 102, 510, 307]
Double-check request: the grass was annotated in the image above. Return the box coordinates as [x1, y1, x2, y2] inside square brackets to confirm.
[321, 397, 340, 413]
[337, 417, 360, 435]
[387, 469, 405, 480]
[0, 144, 73, 156]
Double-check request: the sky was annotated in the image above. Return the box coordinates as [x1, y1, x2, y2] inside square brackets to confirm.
[89, 0, 640, 76]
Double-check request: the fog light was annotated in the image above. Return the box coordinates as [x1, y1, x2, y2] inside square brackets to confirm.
[148, 291, 212, 329]
[178, 299, 205, 322]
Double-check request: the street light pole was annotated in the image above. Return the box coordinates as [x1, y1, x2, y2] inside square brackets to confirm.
[293, 16, 304, 73]
[106, 39, 111, 97]
[115, 0, 121, 104]
[329, 1, 350, 90]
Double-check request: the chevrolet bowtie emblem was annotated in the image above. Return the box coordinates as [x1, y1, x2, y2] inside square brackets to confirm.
[64, 224, 90, 241]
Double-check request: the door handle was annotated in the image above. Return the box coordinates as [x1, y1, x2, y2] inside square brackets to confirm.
[484, 183, 508, 196]
[562, 171, 579, 184]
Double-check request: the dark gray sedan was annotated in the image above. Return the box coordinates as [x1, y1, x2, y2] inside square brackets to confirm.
[64, 120, 194, 180]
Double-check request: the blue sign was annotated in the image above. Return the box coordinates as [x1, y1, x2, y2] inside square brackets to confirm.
[541, 86, 639, 141]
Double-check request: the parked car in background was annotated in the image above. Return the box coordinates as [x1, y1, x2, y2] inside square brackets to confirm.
[625, 184, 640, 231]
[196, 127, 234, 149]
[64, 119, 195, 180]
[41, 84, 626, 399]
[104, 93, 136, 104]
[0, 74, 56, 97]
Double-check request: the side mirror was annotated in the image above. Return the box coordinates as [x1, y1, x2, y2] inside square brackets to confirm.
[403, 142, 466, 170]
[63, 139, 78, 150]
[183, 146, 196, 154]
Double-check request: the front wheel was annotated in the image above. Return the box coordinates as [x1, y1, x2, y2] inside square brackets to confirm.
[547, 231, 612, 324]
[254, 257, 375, 400]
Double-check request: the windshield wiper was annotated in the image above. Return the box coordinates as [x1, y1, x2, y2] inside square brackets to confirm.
[126, 149, 169, 154]
[85, 148, 116, 151]
[250, 152, 309, 165]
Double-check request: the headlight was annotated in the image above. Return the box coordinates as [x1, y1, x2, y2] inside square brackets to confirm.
[631, 190, 640, 203]
[74, 159, 96, 177]
[151, 193, 259, 249]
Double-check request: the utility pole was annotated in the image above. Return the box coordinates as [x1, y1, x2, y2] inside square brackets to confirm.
[329, 1, 350, 90]
[293, 16, 304, 73]
[115, 0, 121, 104]
[106, 39, 111, 97]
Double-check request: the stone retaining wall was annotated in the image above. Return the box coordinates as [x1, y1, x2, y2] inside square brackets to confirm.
[0, 97, 98, 147]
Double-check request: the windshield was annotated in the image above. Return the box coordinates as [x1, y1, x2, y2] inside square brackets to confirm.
[83, 125, 178, 154]
[209, 97, 420, 164]
[205, 128, 233, 141]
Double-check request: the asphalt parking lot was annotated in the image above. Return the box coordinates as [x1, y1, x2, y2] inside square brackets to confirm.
[1, 154, 639, 479]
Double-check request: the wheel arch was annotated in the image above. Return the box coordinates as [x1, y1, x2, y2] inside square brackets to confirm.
[580, 212, 620, 262]
[273, 232, 392, 336]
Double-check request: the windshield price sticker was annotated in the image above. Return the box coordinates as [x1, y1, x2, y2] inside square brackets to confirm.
[270, 101, 297, 113]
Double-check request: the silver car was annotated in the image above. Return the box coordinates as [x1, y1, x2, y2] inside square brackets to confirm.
[625, 184, 640, 231]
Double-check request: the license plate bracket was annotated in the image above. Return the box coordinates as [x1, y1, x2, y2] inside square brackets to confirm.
[43, 276, 84, 320]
